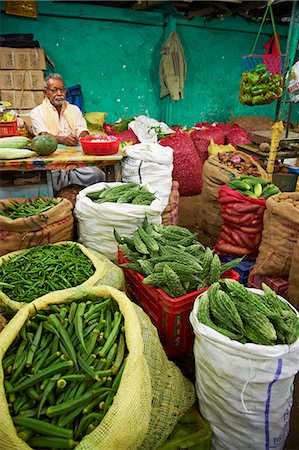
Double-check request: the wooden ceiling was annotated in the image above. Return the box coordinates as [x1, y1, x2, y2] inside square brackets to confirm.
[77, 1, 293, 23]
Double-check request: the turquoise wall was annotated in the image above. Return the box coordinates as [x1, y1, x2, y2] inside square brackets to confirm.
[0, 1, 293, 126]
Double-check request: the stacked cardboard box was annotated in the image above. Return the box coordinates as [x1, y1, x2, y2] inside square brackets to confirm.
[0, 47, 46, 113]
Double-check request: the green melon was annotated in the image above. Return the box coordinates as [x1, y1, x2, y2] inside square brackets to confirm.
[31, 135, 58, 156]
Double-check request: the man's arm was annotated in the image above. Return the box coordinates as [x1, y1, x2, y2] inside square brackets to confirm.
[73, 106, 89, 138]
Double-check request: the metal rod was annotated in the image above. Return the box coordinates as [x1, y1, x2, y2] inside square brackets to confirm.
[286, 102, 293, 138]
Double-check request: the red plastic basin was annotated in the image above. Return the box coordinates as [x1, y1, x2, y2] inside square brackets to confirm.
[79, 135, 120, 155]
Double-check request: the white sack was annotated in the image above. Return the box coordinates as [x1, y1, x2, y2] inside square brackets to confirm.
[121, 142, 173, 209]
[189, 289, 299, 450]
[128, 115, 175, 143]
[74, 182, 163, 261]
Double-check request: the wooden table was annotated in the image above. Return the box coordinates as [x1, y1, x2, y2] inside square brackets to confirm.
[0, 145, 123, 198]
[237, 143, 299, 161]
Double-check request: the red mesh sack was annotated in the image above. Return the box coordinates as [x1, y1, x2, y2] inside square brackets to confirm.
[226, 124, 251, 147]
[214, 185, 266, 257]
[160, 130, 203, 196]
[103, 123, 139, 144]
[190, 125, 226, 164]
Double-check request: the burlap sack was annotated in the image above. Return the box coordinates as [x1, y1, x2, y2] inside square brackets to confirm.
[162, 181, 180, 226]
[288, 238, 299, 310]
[196, 151, 266, 243]
[251, 193, 299, 278]
[0, 197, 74, 256]
[0, 285, 195, 450]
[0, 242, 106, 312]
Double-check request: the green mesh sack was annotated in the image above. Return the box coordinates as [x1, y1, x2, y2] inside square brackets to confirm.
[0, 285, 195, 450]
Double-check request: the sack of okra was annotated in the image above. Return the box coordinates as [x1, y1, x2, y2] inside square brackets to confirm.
[0, 242, 106, 314]
[0, 197, 74, 257]
[0, 285, 195, 450]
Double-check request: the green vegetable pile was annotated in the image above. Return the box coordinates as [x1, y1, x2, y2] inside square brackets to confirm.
[116, 222, 242, 298]
[111, 117, 134, 132]
[197, 279, 299, 345]
[3, 296, 127, 448]
[0, 244, 95, 303]
[227, 176, 280, 198]
[0, 199, 60, 220]
[239, 63, 283, 106]
[86, 183, 156, 206]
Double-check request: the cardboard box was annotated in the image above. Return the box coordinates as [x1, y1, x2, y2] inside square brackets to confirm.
[0, 48, 46, 70]
[0, 90, 44, 109]
[0, 70, 45, 90]
[178, 195, 200, 228]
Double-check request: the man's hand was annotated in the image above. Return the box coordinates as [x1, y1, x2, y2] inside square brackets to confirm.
[62, 134, 78, 146]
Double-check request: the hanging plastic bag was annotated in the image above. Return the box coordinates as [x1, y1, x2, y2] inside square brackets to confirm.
[239, 4, 284, 106]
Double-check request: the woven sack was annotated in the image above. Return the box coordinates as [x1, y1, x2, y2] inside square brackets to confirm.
[288, 238, 299, 310]
[214, 185, 266, 257]
[88, 248, 125, 290]
[0, 242, 106, 312]
[161, 180, 180, 226]
[0, 197, 74, 257]
[196, 151, 266, 243]
[251, 193, 299, 278]
[0, 285, 195, 450]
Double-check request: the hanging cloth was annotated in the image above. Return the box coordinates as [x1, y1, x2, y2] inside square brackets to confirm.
[159, 31, 187, 101]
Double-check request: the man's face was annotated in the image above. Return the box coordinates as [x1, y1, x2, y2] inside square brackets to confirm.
[45, 78, 66, 107]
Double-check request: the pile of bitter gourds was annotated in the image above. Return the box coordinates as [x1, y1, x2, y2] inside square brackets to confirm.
[3, 295, 127, 448]
[86, 183, 155, 206]
[116, 222, 242, 298]
[197, 279, 299, 345]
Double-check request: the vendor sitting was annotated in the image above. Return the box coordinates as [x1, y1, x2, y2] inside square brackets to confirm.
[30, 73, 105, 192]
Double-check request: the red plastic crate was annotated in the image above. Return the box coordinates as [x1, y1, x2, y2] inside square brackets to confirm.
[0, 118, 19, 137]
[119, 250, 240, 357]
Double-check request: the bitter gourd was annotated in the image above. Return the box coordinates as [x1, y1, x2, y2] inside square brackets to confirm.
[163, 264, 187, 298]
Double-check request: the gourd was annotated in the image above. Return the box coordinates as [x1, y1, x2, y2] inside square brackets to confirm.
[31, 135, 58, 156]
[0, 136, 30, 148]
[0, 148, 35, 159]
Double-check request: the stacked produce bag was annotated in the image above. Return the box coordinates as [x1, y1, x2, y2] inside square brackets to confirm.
[0, 284, 195, 450]
[0, 197, 74, 256]
[197, 151, 267, 244]
[75, 182, 165, 262]
[215, 177, 280, 256]
[250, 193, 299, 309]
[190, 280, 299, 450]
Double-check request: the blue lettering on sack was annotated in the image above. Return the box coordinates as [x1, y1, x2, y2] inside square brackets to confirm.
[270, 396, 292, 448]
[264, 358, 282, 450]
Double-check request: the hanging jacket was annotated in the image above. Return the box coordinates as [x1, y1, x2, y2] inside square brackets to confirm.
[159, 31, 187, 101]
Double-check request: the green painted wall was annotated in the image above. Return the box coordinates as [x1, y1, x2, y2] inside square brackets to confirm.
[0, 1, 294, 126]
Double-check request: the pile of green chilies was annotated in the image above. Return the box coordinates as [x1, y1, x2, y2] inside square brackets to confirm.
[3, 296, 127, 448]
[0, 244, 95, 303]
[0, 199, 60, 220]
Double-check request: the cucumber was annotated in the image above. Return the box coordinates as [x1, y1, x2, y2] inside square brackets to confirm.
[254, 183, 263, 197]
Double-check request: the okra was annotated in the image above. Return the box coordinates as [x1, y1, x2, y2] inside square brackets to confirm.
[28, 436, 76, 449]
[111, 333, 125, 375]
[12, 361, 73, 392]
[75, 412, 104, 440]
[99, 312, 122, 357]
[74, 302, 87, 352]
[48, 315, 78, 369]
[46, 386, 114, 417]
